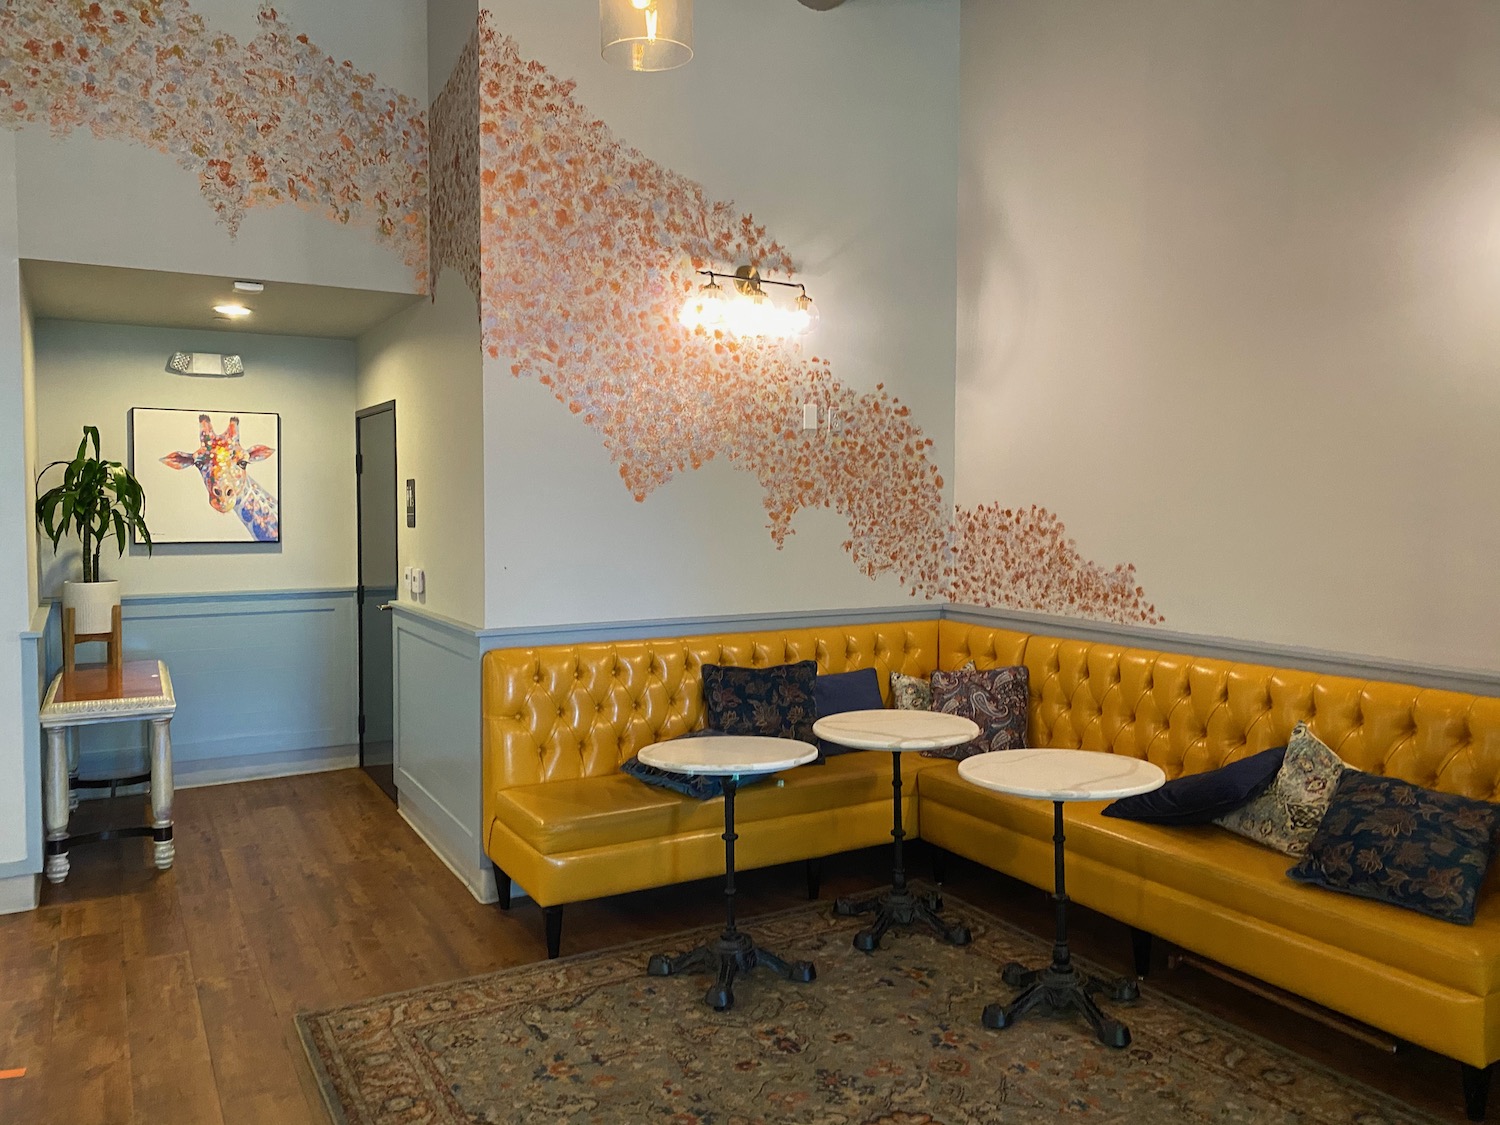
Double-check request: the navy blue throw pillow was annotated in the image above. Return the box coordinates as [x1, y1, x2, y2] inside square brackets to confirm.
[1102, 747, 1286, 826]
[620, 731, 776, 800]
[814, 668, 885, 758]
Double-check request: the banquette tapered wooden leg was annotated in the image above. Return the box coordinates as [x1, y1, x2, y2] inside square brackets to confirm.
[544, 906, 564, 960]
[930, 844, 948, 886]
[493, 867, 512, 911]
[805, 858, 822, 900]
[1462, 1062, 1493, 1122]
[1130, 927, 1154, 979]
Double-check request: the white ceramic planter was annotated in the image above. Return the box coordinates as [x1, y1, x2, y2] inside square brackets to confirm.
[63, 579, 120, 636]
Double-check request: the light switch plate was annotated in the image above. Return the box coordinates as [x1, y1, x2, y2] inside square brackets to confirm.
[802, 403, 818, 431]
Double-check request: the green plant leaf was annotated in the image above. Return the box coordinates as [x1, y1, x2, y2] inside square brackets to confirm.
[34, 425, 153, 573]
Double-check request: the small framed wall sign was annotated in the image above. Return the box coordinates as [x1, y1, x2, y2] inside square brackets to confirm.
[129, 408, 281, 544]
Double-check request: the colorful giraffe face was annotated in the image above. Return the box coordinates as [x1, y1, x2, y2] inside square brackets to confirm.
[161, 414, 274, 513]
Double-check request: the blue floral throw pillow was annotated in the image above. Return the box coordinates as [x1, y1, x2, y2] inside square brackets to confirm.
[1287, 770, 1500, 925]
[701, 660, 818, 747]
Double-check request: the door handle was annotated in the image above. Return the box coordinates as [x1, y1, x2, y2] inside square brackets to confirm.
[378, 602, 394, 612]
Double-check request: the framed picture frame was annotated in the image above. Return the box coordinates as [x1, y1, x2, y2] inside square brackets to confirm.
[128, 408, 281, 544]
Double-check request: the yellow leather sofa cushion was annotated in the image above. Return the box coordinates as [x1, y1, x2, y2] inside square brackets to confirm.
[919, 766, 1500, 996]
[493, 750, 947, 856]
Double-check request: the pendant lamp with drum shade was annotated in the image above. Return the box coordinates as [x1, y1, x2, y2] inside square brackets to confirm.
[601, 0, 693, 72]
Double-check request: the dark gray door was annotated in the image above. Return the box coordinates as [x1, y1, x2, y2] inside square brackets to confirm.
[356, 402, 398, 801]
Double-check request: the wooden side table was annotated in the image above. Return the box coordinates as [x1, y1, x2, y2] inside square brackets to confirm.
[39, 660, 177, 884]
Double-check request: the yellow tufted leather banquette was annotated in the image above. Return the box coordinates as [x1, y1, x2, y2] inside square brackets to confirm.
[480, 616, 1500, 1082]
[481, 622, 947, 912]
[924, 619, 1500, 1073]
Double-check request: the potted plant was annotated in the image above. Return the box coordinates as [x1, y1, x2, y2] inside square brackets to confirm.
[35, 425, 152, 635]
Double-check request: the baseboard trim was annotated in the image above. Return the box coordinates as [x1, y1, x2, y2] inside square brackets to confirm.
[0, 873, 40, 915]
[175, 744, 360, 789]
[396, 782, 498, 905]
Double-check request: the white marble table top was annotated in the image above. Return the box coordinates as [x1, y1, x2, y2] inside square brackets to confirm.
[813, 709, 980, 753]
[638, 735, 818, 777]
[958, 748, 1165, 802]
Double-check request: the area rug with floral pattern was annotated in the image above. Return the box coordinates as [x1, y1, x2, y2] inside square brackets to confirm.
[297, 891, 1441, 1124]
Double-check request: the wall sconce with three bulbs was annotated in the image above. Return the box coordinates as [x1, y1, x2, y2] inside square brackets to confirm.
[678, 267, 820, 340]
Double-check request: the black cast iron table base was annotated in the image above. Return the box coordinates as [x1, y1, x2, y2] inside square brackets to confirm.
[834, 886, 971, 951]
[982, 799, 1138, 1048]
[838, 749, 971, 952]
[983, 962, 1139, 1048]
[648, 930, 815, 1011]
[646, 775, 815, 1011]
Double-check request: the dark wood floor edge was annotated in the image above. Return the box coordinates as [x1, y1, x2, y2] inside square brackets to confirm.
[293, 1014, 348, 1125]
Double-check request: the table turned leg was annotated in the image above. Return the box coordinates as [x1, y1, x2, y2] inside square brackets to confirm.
[981, 801, 1138, 1048]
[836, 751, 971, 951]
[148, 718, 175, 870]
[66, 728, 80, 812]
[647, 777, 816, 1010]
[43, 728, 71, 884]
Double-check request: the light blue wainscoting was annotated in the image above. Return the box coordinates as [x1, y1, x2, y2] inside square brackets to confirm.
[46, 589, 359, 786]
[0, 607, 50, 913]
[389, 606, 490, 901]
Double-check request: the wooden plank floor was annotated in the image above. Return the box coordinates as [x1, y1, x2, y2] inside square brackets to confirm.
[0, 768, 1470, 1124]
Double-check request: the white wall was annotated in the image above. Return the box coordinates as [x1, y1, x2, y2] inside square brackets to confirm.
[6, 0, 428, 295]
[0, 134, 33, 867]
[356, 274, 486, 625]
[33, 320, 358, 596]
[20, 263, 37, 616]
[958, 0, 1500, 672]
[480, 0, 961, 629]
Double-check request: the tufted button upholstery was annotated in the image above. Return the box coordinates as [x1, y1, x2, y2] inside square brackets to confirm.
[483, 622, 943, 797]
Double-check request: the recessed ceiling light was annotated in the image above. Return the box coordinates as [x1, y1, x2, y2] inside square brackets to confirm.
[233, 280, 264, 293]
[213, 303, 253, 318]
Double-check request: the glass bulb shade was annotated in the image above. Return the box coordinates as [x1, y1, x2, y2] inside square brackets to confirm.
[793, 296, 820, 335]
[601, 0, 693, 72]
[679, 280, 726, 331]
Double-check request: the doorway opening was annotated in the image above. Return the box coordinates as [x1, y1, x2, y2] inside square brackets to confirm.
[356, 401, 398, 801]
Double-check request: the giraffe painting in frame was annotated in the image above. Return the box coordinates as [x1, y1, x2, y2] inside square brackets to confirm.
[129, 408, 281, 544]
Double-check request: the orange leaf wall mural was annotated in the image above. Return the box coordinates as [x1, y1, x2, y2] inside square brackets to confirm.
[2, 0, 1162, 627]
[0, 0, 428, 287]
[446, 16, 1162, 625]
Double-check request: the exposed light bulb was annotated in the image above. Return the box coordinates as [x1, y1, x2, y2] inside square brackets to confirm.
[680, 278, 727, 331]
[631, 0, 651, 7]
[793, 293, 821, 336]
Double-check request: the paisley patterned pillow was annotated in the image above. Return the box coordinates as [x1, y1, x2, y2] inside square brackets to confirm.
[926, 665, 1030, 760]
[1286, 770, 1500, 924]
[1214, 722, 1345, 856]
[701, 660, 818, 746]
[891, 662, 975, 711]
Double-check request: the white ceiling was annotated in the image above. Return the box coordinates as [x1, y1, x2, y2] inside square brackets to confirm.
[20, 260, 423, 340]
